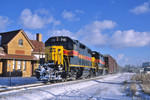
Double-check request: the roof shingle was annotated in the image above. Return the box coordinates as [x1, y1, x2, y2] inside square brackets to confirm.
[0, 29, 21, 46]
[30, 40, 45, 53]
[0, 29, 45, 60]
[0, 51, 37, 60]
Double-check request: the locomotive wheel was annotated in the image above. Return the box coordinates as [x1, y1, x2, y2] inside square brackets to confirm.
[76, 68, 83, 79]
[61, 72, 67, 79]
[50, 80, 55, 83]
[62, 78, 67, 82]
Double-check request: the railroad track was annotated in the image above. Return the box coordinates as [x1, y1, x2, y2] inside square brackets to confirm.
[0, 75, 109, 94]
[0, 82, 44, 93]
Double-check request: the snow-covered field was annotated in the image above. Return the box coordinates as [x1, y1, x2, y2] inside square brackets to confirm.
[0, 73, 149, 100]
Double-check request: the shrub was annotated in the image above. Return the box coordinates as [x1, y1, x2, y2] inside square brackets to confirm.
[141, 84, 150, 95]
[130, 83, 137, 96]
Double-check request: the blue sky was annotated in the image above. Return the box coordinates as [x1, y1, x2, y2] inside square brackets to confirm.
[0, 0, 150, 66]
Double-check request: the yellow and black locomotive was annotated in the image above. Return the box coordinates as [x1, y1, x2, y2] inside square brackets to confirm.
[36, 36, 107, 81]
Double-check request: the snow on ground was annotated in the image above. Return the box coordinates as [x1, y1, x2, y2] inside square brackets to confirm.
[0, 73, 147, 100]
[0, 77, 39, 87]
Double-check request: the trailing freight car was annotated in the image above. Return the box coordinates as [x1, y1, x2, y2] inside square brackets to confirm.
[103, 54, 118, 74]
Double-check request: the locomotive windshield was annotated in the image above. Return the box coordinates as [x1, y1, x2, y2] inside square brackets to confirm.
[45, 37, 67, 48]
[45, 37, 75, 50]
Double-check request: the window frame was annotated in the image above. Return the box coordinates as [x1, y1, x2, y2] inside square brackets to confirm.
[23, 61, 26, 71]
[13, 60, 15, 70]
[17, 60, 21, 70]
[18, 39, 23, 46]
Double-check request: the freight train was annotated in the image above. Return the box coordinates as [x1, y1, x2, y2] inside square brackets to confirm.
[36, 36, 117, 81]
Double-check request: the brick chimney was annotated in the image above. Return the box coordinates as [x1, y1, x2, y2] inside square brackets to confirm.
[36, 33, 42, 42]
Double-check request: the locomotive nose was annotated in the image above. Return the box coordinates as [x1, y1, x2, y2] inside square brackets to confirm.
[45, 46, 64, 66]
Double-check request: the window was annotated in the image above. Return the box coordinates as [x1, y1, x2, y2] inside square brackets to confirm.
[23, 61, 26, 71]
[18, 39, 23, 46]
[74, 44, 77, 50]
[17, 61, 21, 70]
[68, 42, 73, 50]
[88, 49, 91, 54]
[13, 60, 15, 70]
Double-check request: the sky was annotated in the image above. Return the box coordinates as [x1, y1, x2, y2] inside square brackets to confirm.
[0, 0, 150, 66]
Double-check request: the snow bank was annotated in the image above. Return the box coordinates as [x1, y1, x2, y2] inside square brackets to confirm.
[0, 77, 39, 87]
[0, 73, 137, 100]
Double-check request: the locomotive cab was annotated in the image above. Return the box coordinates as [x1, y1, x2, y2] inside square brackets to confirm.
[45, 46, 64, 66]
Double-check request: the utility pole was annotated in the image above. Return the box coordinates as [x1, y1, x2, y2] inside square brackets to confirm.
[8, 64, 11, 86]
[39, 47, 41, 64]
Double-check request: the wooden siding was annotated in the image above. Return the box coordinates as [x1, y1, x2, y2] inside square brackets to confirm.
[1, 60, 32, 77]
[7, 31, 32, 56]
[0, 61, 2, 75]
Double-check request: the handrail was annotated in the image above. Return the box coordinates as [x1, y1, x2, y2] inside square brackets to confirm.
[66, 54, 70, 71]
[63, 57, 67, 71]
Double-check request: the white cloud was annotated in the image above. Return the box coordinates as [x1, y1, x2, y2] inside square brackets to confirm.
[124, 58, 129, 62]
[77, 21, 150, 48]
[130, 2, 150, 14]
[62, 10, 80, 21]
[48, 29, 77, 39]
[111, 30, 150, 47]
[77, 20, 117, 45]
[95, 11, 102, 19]
[111, 1, 115, 4]
[47, 20, 150, 48]
[35, 8, 49, 15]
[25, 31, 36, 40]
[0, 16, 11, 30]
[116, 54, 124, 61]
[75, 9, 84, 14]
[115, 54, 128, 66]
[119, 57, 130, 66]
[20, 9, 60, 29]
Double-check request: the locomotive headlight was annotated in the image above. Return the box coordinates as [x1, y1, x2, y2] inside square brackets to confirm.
[58, 65, 61, 68]
[58, 65, 63, 70]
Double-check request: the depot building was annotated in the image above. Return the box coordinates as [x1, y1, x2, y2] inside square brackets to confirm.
[0, 29, 45, 77]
